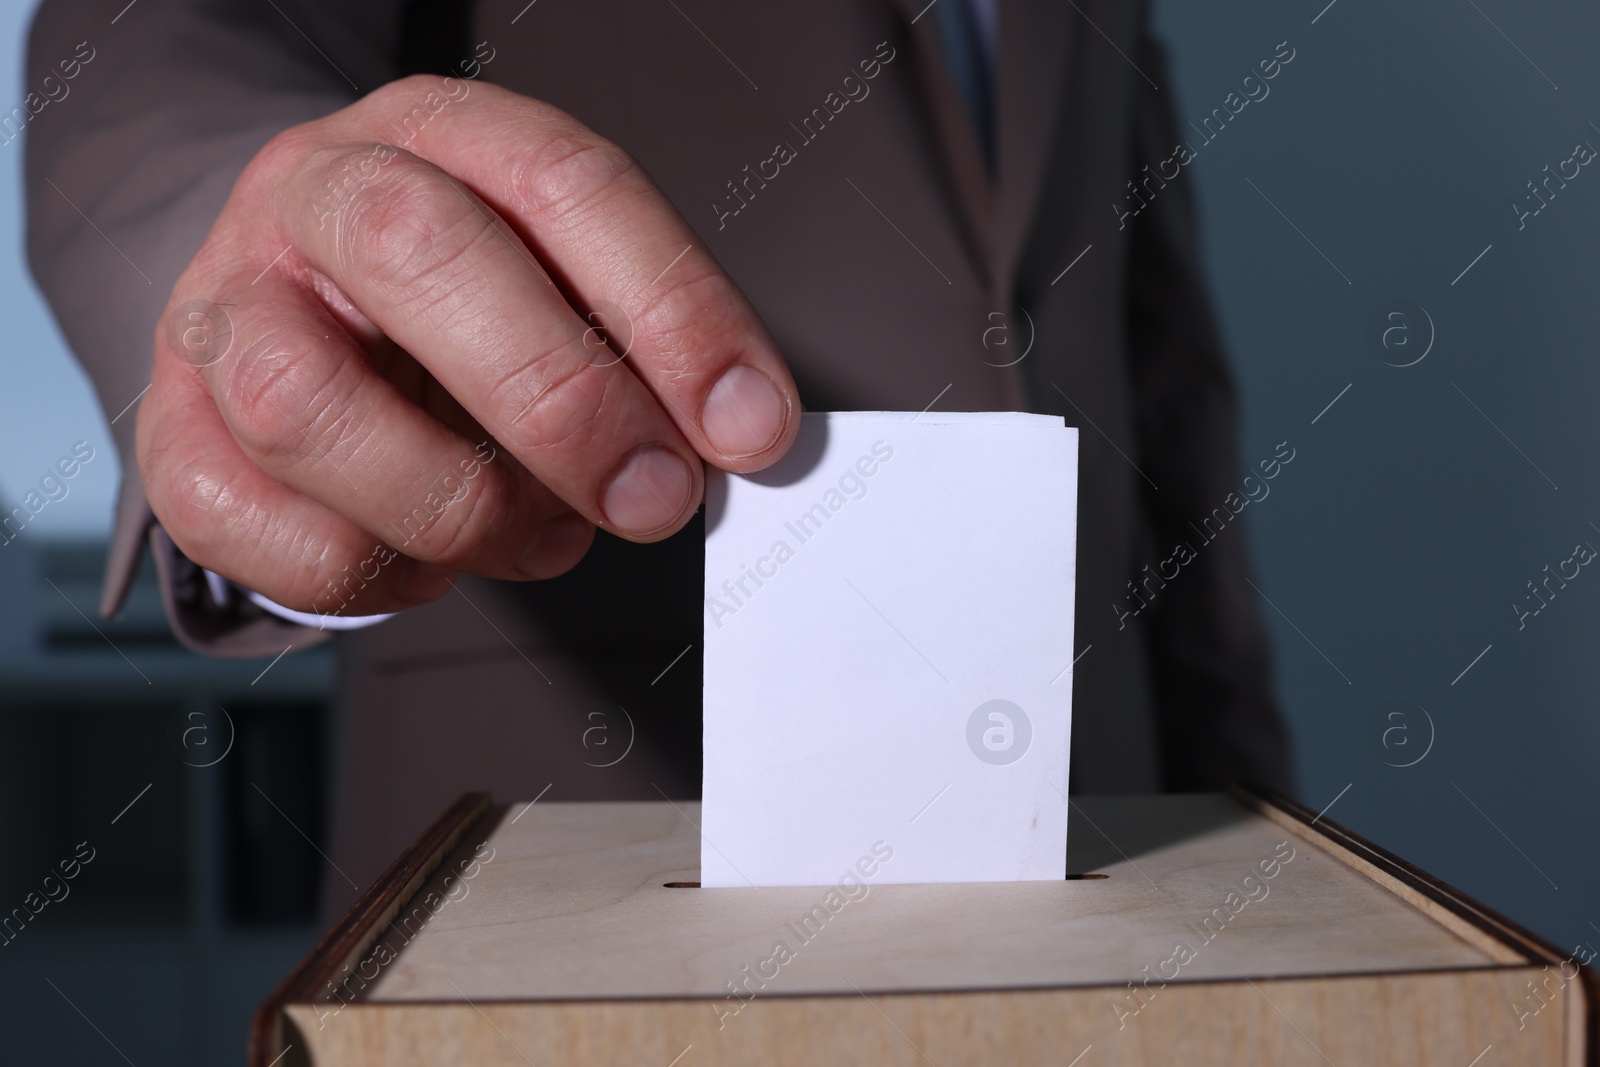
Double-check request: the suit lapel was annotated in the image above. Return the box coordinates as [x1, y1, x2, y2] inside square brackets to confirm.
[882, 0, 997, 292]
[881, 0, 1075, 302]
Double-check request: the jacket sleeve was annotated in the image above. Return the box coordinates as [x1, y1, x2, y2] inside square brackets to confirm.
[23, 0, 409, 656]
[1121, 22, 1297, 793]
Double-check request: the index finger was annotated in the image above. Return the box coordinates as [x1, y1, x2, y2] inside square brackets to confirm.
[317, 76, 802, 472]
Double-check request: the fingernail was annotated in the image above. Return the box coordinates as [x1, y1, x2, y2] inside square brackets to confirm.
[700, 364, 788, 459]
[396, 560, 457, 604]
[601, 445, 695, 535]
[517, 511, 593, 578]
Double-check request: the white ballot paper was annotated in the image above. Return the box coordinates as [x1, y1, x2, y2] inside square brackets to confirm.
[701, 411, 1079, 887]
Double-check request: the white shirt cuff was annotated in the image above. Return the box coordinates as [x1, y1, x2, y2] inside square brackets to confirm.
[203, 568, 395, 631]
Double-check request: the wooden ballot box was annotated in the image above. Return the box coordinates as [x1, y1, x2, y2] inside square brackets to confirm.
[251, 788, 1594, 1066]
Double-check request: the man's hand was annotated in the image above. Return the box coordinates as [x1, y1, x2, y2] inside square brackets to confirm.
[137, 76, 799, 617]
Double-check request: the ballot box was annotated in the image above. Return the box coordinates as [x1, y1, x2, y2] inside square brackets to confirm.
[251, 788, 1594, 1066]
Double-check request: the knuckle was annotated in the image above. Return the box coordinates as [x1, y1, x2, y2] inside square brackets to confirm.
[221, 328, 357, 468]
[486, 349, 606, 459]
[249, 122, 321, 185]
[244, 121, 337, 220]
[145, 437, 378, 611]
[244, 119, 395, 240]
[156, 450, 222, 522]
[635, 268, 742, 372]
[303, 140, 401, 234]
[296, 537, 384, 612]
[151, 450, 242, 560]
[368, 73, 441, 107]
[404, 467, 511, 565]
[339, 158, 493, 297]
[511, 132, 637, 225]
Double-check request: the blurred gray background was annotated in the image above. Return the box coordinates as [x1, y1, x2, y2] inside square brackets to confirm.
[1152, 0, 1598, 948]
[1, 0, 1595, 1063]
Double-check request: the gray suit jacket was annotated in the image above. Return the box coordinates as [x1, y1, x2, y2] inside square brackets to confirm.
[26, 0, 1293, 898]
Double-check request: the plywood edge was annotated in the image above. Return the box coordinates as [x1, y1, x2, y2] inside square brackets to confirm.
[1231, 783, 1597, 1067]
[1570, 975, 1593, 1067]
[248, 791, 493, 1067]
[1230, 784, 1542, 963]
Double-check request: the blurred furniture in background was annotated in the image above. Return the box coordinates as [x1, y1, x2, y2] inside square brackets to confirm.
[0, 538, 335, 1066]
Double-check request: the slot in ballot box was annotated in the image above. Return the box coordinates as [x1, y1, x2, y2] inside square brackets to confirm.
[252, 788, 1594, 1066]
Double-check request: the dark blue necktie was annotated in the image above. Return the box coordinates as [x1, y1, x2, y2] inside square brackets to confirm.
[932, 0, 996, 169]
